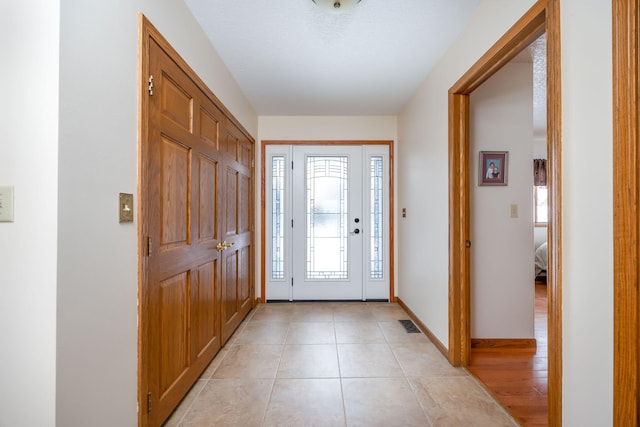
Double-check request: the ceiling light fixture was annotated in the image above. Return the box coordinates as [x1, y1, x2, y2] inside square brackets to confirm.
[312, 0, 362, 13]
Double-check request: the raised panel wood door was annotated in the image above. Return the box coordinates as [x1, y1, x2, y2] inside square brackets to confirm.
[220, 121, 253, 342]
[143, 38, 224, 426]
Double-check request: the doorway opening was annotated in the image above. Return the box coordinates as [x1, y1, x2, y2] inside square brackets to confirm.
[464, 34, 549, 425]
[447, 1, 561, 425]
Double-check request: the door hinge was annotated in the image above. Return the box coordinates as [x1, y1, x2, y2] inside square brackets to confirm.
[291, 161, 294, 170]
[251, 223, 255, 232]
[251, 159, 255, 168]
[147, 236, 153, 256]
[291, 277, 294, 287]
[147, 391, 152, 414]
[148, 75, 154, 96]
[291, 219, 294, 228]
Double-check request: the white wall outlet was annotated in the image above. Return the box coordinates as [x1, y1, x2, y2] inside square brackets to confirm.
[0, 186, 15, 222]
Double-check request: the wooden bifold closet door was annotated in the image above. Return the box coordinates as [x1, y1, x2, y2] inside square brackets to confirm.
[220, 121, 254, 343]
[139, 17, 254, 427]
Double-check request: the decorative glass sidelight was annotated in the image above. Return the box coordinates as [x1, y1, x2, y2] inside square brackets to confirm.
[305, 156, 349, 279]
[370, 156, 384, 279]
[271, 156, 285, 279]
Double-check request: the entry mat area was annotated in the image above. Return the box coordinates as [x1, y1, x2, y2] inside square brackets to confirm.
[398, 319, 421, 333]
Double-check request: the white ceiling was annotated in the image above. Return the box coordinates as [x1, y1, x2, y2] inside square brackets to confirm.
[512, 34, 547, 137]
[184, 0, 482, 115]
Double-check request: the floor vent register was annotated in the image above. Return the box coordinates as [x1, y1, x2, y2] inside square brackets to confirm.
[398, 319, 421, 333]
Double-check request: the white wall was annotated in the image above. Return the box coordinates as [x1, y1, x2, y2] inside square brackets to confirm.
[257, 116, 398, 298]
[397, 0, 537, 345]
[3, 0, 617, 424]
[0, 2, 60, 426]
[56, 1, 256, 426]
[533, 227, 547, 249]
[399, 0, 614, 424]
[533, 136, 546, 159]
[469, 62, 534, 338]
[561, 0, 613, 425]
[258, 116, 397, 141]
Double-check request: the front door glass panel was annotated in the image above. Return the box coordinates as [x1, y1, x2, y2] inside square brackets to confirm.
[370, 156, 384, 279]
[306, 156, 349, 280]
[271, 156, 285, 279]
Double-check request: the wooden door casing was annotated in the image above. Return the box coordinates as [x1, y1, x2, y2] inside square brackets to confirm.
[612, 0, 640, 423]
[140, 16, 255, 427]
[447, 1, 562, 425]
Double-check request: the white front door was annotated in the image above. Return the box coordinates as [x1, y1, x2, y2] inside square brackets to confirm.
[292, 146, 363, 299]
[266, 144, 390, 301]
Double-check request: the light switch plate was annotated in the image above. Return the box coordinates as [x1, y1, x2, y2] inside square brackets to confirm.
[0, 186, 15, 222]
[119, 193, 134, 223]
[510, 203, 519, 218]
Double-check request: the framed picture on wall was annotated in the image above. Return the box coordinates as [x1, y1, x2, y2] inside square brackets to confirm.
[479, 151, 508, 186]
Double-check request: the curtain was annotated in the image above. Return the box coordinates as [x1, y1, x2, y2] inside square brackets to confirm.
[533, 159, 547, 186]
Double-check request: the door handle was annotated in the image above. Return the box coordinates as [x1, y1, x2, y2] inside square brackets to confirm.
[214, 241, 235, 252]
[353, 228, 360, 234]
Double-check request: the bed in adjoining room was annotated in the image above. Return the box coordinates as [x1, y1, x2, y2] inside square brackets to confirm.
[535, 241, 548, 282]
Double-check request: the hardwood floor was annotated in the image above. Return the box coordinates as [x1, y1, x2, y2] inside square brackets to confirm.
[468, 283, 548, 426]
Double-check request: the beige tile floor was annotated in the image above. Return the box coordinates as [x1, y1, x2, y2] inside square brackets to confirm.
[164, 302, 518, 427]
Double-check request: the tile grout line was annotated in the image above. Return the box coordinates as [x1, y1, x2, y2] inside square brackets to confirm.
[332, 314, 350, 427]
[463, 368, 521, 426]
[259, 317, 291, 427]
[174, 321, 245, 426]
[383, 321, 436, 427]
[172, 378, 208, 427]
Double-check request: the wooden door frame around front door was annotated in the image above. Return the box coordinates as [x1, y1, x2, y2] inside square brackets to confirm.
[447, 1, 562, 425]
[260, 140, 395, 304]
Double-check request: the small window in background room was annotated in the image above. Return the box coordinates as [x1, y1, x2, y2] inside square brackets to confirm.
[533, 158, 547, 226]
[534, 185, 548, 225]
